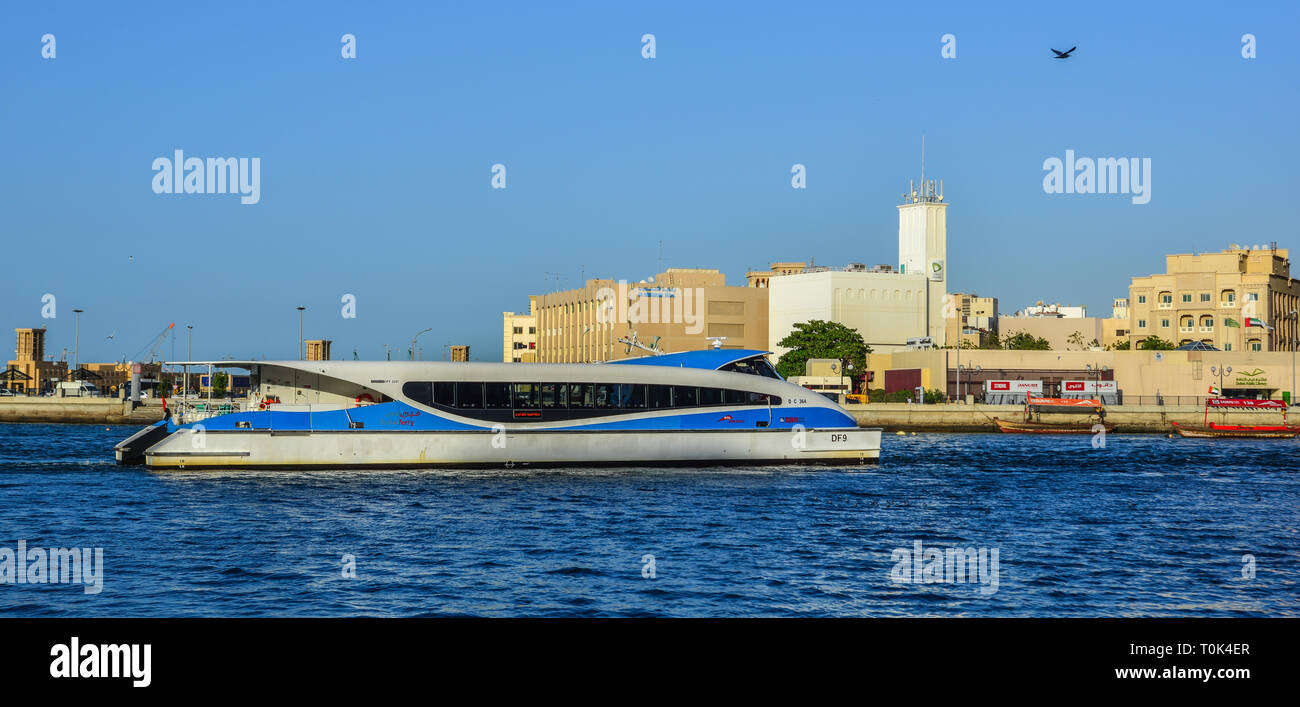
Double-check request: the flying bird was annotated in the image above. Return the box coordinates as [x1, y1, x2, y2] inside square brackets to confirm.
[106, 330, 115, 340]
[1051, 46, 1076, 59]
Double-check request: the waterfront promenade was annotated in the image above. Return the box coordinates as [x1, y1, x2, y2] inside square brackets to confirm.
[843, 403, 1294, 433]
[0, 397, 165, 425]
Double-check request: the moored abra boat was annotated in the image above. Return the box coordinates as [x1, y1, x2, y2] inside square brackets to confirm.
[115, 349, 882, 469]
[1170, 398, 1300, 439]
[993, 396, 1114, 434]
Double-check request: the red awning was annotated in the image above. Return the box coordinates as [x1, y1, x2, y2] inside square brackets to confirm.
[1027, 397, 1101, 407]
[1207, 398, 1286, 409]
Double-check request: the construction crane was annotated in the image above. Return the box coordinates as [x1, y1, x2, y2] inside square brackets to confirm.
[131, 323, 176, 363]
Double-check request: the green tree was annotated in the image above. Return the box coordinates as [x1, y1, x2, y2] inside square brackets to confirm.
[1066, 330, 1086, 349]
[1136, 336, 1176, 350]
[212, 371, 229, 397]
[1107, 339, 1133, 351]
[1000, 330, 1051, 350]
[775, 320, 872, 385]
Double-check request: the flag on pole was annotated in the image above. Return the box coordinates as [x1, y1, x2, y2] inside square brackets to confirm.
[1224, 318, 1241, 328]
[1208, 385, 1221, 396]
[1246, 317, 1272, 329]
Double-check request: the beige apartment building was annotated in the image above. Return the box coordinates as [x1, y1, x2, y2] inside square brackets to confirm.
[746, 262, 808, 288]
[503, 297, 538, 363]
[4, 328, 67, 394]
[305, 339, 332, 361]
[1127, 245, 1300, 352]
[945, 292, 998, 347]
[533, 268, 768, 362]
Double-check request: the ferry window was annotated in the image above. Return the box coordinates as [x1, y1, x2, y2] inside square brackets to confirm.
[616, 383, 646, 409]
[512, 383, 539, 409]
[434, 382, 455, 406]
[673, 386, 699, 407]
[721, 356, 782, 379]
[751, 357, 782, 379]
[567, 384, 592, 409]
[647, 385, 673, 408]
[456, 382, 483, 409]
[699, 387, 722, 406]
[485, 383, 512, 409]
[402, 382, 433, 407]
[539, 383, 560, 409]
[722, 388, 745, 405]
[593, 384, 613, 408]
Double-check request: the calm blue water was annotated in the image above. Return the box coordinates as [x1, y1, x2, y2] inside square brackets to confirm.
[0, 423, 1295, 617]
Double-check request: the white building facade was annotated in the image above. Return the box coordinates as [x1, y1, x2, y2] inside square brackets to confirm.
[768, 179, 949, 356]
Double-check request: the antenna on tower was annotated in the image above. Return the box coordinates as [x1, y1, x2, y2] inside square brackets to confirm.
[921, 133, 926, 186]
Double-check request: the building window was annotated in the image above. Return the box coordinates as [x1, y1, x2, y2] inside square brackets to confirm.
[1225, 342, 1232, 351]
[1248, 293, 1259, 302]
[528, 327, 535, 334]
[513, 327, 522, 334]
[1181, 293, 1192, 303]
[1221, 290, 1235, 304]
[1137, 319, 1146, 328]
[1200, 293, 1211, 302]
[1249, 340, 1262, 352]
[1137, 295, 1147, 303]
[1160, 319, 1170, 328]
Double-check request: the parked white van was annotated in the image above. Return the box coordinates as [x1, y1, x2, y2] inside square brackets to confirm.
[57, 381, 99, 397]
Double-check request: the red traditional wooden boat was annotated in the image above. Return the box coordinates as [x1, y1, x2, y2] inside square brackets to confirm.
[1171, 398, 1300, 439]
[993, 397, 1114, 434]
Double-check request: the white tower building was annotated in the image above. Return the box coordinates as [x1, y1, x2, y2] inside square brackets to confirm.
[897, 177, 948, 345]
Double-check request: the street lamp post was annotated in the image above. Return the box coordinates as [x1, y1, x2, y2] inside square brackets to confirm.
[1210, 365, 1232, 400]
[185, 325, 193, 398]
[959, 364, 981, 402]
[296, 306, 306, 360]
[1290, 309, 1298, 406]
[410, 328, 432, 361]
[72, 308, 83, 376]
[1085, 363, 1110, 404]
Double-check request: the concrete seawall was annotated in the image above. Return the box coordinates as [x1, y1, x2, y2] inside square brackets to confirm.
[0, 397, 166, 425]
[844, 403, 1293, 433]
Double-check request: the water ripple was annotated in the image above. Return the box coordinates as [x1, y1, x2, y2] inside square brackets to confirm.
[0, 425, 1296, 616]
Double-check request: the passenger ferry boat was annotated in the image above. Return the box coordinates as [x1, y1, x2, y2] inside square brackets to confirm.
[115, 349, 881, 469]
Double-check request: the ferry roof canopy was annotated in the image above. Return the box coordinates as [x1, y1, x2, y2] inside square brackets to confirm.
[609, 349, 773, 370]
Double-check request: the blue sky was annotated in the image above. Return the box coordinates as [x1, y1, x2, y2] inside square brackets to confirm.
[2, 1, 1295, 362]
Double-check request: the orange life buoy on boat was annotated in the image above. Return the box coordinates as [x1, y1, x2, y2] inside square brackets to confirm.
[258, 395, 280, 411]
[355, 393, 375, 406]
